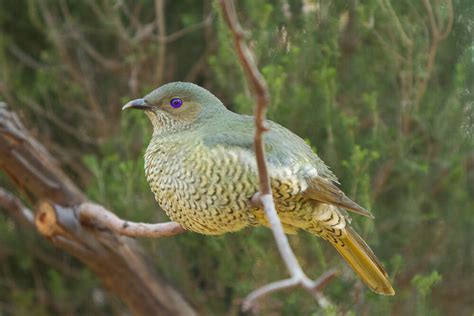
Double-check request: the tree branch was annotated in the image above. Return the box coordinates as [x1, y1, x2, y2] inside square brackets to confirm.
[416, 0, 454, 107]
[157, 13, 214, 43]
[78, 202, 186, 238]
[0, 102, 194, 316]
[0, 187, 35, 226]
[378, 0, 413, 49]
[155, 0, 167, 84]
[219, 0, 335, 311]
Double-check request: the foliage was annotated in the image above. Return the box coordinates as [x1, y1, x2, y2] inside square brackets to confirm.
[0, 0, 473, 315]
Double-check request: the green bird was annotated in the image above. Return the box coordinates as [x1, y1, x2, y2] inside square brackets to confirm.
[123, 82, 395, 296]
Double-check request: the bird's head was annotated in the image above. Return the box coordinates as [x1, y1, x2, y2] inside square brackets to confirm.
[122, 82, 227, 134]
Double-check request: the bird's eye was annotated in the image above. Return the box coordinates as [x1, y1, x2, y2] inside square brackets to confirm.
[170, 98, 183, 108]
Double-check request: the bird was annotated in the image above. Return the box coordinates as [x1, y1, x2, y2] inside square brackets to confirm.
[122, 81, 395, 296]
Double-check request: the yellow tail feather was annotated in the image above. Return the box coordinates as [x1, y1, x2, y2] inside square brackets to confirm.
[332, 227, 395, 295]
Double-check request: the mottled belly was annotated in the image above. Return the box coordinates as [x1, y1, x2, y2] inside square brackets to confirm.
[151, 174, 259, 235]
[149, 172, 323, 236]
[145, 142, 319, 235]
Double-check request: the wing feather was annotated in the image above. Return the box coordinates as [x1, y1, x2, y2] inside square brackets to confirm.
[203, 116, 372, 218]
[304, 176, 374, 218]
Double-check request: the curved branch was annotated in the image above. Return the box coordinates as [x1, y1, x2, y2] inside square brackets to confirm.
[219, 0, 335, 311]
[242, 269, 338, 312]
[78, 202, 186, 238]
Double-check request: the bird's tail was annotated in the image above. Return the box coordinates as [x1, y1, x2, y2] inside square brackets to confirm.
[330, 227, 395, 295]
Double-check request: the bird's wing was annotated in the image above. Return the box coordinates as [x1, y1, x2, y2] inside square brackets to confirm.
[203, 116, 373, 218]
[204, 115, 337, 179]
[303, 176, 374, 218]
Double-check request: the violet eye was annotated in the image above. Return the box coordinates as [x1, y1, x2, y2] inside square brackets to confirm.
[170, 98, 183, 108]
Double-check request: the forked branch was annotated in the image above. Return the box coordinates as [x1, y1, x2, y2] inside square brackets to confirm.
[219, 0, 336, 311]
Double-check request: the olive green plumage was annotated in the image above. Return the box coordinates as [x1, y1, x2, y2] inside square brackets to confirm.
[123, 81, 395, 296]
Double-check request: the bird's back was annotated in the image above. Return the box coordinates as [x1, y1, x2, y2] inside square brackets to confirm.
[202, 113, 338, 181]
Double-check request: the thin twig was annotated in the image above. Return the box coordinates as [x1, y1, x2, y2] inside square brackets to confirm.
[243, 278, 300, 311]
[378, 0, 413, 49]
[438, 0, 453, 40]
[243, 269, 338, 312]
[78, 202, 186, 238]
[157, 13, 214, 43]
[0, 187, 35, 226]
[416, 0, 453, 107]
[219, 0, 270, 193]
[219, 0, 335, 310]
[37, 0, 106, 131]
[7, 43, 47, 69]
[155, 0, 166, 84]
[422, 0, 440, 38]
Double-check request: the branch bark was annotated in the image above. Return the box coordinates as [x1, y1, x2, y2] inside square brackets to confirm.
[0, 102, 195, 316]
[0, 187, 35, 226]
[219, 0, 335, 311]
[416, 0, 453, 107]
[78, 202, 186, 238]
[155, 0, 167, 85]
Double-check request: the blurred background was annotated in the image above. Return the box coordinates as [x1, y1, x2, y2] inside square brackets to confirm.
[0, 0, 473, 315]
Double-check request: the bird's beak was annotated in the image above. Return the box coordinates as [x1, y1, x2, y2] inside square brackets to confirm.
[122, 98, 152, 111]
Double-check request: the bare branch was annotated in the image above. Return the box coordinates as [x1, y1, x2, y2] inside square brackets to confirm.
[416, 0, 454, 107]
[155, 0, 167, 84]
[438, 0, 454, 40]
[0, 102, 86, 205]
[378, 0, 413, 49]
[243, 278, 300, 312]
[422, 0, 440, 38]
[0, 103, 195, 315]
[219, 0, 335, 310]
[58, 0, 122, 71]
[70, 31, 123, 71]
[7, 43, 47, 70]
[34, 201, 195, 316]
[421, 0, 453, 40]
[78, 202, 186, 238]
[37, 0, 106, 131]
[185, 5, 217, 83]
[157, 13, 214, 43]
[220, 0, 271, 193]
[0, 187, 35, 226]
[243, 269, 338, 312]
[23, 98, 98, 146]
[371, 29, 405, 64]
